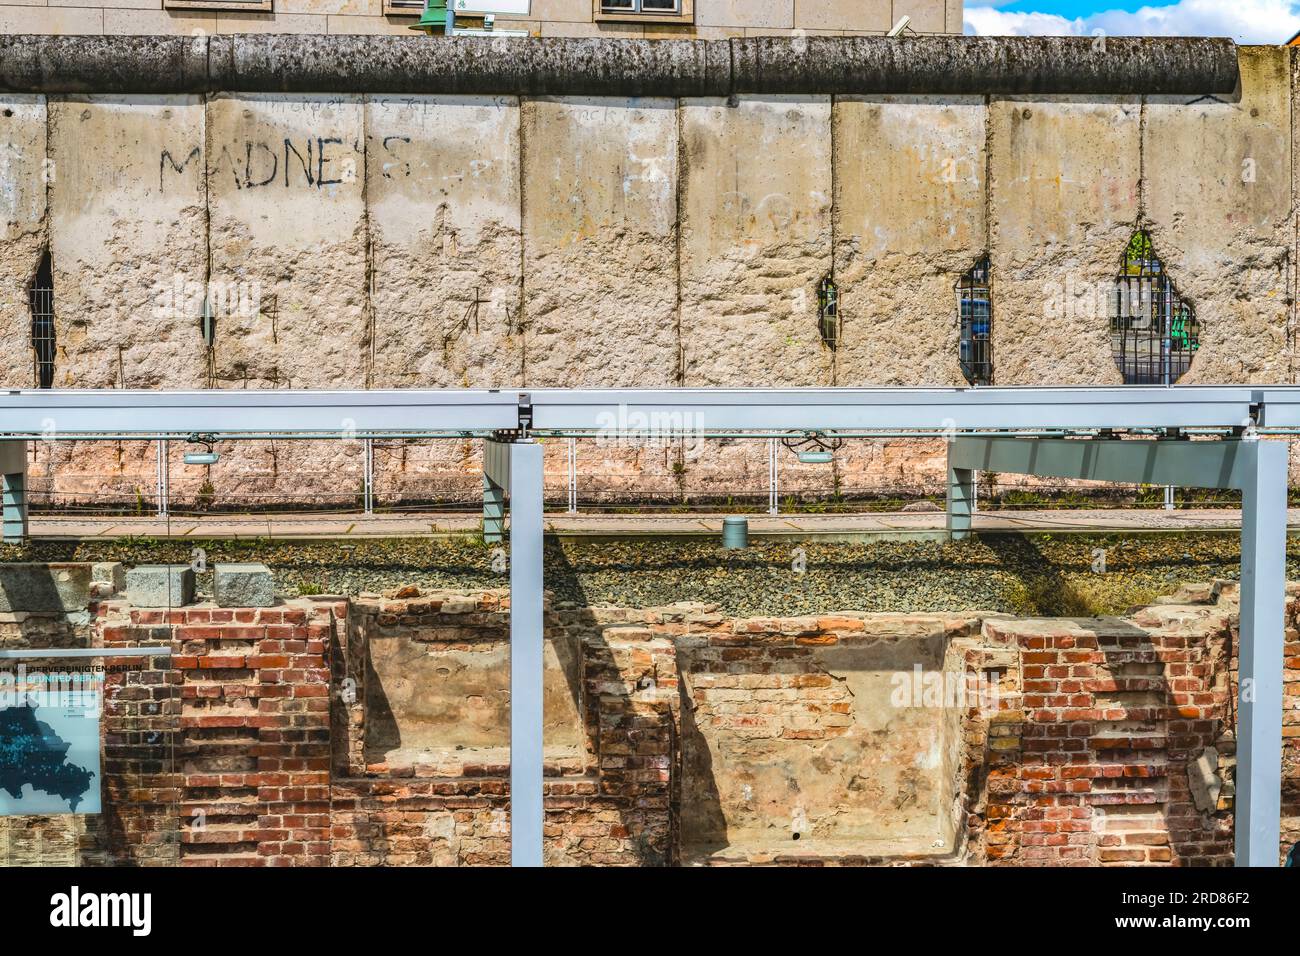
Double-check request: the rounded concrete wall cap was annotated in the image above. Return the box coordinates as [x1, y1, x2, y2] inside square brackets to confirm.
[0, 34, 1240, 97]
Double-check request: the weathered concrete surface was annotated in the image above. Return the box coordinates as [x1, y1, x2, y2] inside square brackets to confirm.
[732, 35, 1240, 96]
[523, 97, 679, 387]
[1144, 46, 1293, 385]
[0, 562, 93, 612]
[49, 95, 209, 388]
[0, 35, 1239, 97]
[367, 95, 523, 390]
[680, 96, 833, 387]
[365, 630, 585, 766]
[125, 564, 195, 607]
[679, 615, 965, 853]
[206, 93, 367, 389]
[0, 95, 45, 391]
[989, 96, 1141, 385]
[834, 95, 986, 386]
[213, 562, 276, 608]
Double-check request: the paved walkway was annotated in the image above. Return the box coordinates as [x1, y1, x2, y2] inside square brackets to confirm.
[24, 507, 1290, 541]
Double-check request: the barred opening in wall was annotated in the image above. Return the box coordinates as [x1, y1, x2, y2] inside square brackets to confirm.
[1111, 232, 1199, 385]
[817, 276, 839, 350]
[29, 252, 55, 390]
[958, 258, 992, 386]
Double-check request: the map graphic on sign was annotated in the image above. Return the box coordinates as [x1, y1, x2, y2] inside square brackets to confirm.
[0, 695, 99, 815]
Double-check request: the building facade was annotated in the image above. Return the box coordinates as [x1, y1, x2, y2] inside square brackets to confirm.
[0, 0, 963, 40]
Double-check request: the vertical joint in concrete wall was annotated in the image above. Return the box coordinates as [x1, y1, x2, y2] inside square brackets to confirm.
[0, 441, 30, 545]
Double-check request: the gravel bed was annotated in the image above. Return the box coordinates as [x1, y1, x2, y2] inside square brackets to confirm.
[0, 531, 1277, 617]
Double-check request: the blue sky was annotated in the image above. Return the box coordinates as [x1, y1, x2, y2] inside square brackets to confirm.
[963, 0, 1300, 43]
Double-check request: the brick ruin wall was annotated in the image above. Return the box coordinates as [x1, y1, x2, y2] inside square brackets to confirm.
[2, 572, 1297, 866]
[2, 46, 1299, 509]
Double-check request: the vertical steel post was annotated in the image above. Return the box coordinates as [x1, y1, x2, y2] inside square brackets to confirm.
[0, 440, 28, 545]
[1236, 438, 1287, 867]
[157, 439, 169, 518]
[483, 478, 505, 546]
[769, 438, 778, 515]
[947, 457, 974, 542]
[508, 439, 545, 868]
[567, 437, 577, 514]
[363, 438, 374, 515]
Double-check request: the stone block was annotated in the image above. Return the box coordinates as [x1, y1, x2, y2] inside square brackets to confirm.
[0, 563, 94, 613]
[213, 563, 278, 608]
[125, 564, 195, 608]
[90, 562, 126, 600]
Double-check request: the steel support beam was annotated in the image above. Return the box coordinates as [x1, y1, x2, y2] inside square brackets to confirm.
[11, 386, 1300, 438]
[948, 435, 1252, 490]
[1237, 438, 1287, 867]
[483, 438, 510, 545]
[527, 387, 1263, 433]
[947, 460, 974, 542]
[0, 389, 520, 436]
[484, 437, 545, 866]
[0, 440, 28, 544]
[506, 440, 545, 868]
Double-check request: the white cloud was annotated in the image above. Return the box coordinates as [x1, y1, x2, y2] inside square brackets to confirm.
[964, 0, 1300, 44]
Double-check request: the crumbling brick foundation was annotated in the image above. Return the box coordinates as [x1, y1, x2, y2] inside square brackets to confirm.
[2, 572, 1297, 866]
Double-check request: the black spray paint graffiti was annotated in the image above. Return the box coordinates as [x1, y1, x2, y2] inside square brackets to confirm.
[159, 146, 201, 191]
[161, 138, 359, 191]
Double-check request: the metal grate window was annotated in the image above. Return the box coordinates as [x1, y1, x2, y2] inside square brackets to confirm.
[958, 257, 993, 386]
[817, 276, 839, 350]
[29, 251, 55, 389]
[1111, 232, 1199, 385]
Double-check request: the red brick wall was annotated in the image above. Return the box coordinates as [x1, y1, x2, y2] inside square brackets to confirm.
[976, 585, 1245, 867]
[100, 600, 340, 866]
[7, 577, 1297, 867]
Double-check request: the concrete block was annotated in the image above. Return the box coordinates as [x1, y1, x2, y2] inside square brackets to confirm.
[0, 95, 46, 392]
[125, 564, 195, 608]
[49, 95, 208, 389]
[214, 563, 277, 608]
[0, 563, 95, 613]
[366, 95, 522, 389]
[834, 94, 986, 386]
[206, 93, 367, 389]
[988, 95, 1140, 385]
[522, 97, 679, 387]
[680, 95, 833, 387]
[90, 562, 126, 599]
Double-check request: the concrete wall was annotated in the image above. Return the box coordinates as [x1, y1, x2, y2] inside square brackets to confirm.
[0, 1, 961, 41]
[3, 44, 1300, 505]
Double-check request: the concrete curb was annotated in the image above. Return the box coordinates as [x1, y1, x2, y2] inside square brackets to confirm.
[0, 34, 1240, 97]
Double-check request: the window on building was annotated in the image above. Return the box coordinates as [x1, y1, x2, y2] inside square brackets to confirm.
[29, 251, 55, 390]
[602, 0, 681, 11]
[163, 0, 273, 13]
[957, 257, 992, 386]
[597, 0, 693, 22]
[1111, 232, 1199, 385]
